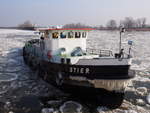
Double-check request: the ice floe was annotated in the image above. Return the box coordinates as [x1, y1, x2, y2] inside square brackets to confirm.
[41, 108, 54, 113]
[59, 101, 82, 113]
[136, 87, 148, 96]
[136, 99, 145, 106]
[97, 106, 109, 113]
[147, 94, 150, 104]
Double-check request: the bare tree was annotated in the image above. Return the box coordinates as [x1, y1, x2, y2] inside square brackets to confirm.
[18, 20, 35, 30]
[136, 18, 147, 28]
[63, 23, 90, 28]
[141, 18, 146, 27]
[120, 17, 147, 28]
[136, 18, 142, 28]
[106, 19, 117, 28]
[120, 17, 137, 28]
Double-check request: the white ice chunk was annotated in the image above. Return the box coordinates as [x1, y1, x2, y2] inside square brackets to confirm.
[147, 94, 150, 104]
[59, 101, 82, 113]
[41, 108, 54, 113]
[97, 106, 109, 113]
[136, 87, 148, 96]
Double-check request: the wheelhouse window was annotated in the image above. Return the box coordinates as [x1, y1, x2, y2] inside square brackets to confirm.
[60, 32, 66, 38]
[75, 32, 81, 38]
[82, 32, 87, 38]
[44, 30, 49, 38]
[45, 30, 49, 35]
[68, 31, 74, 38]
[52, 32, 59, 39]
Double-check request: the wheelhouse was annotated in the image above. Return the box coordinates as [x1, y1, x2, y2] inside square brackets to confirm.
[39, 28, 93, 56]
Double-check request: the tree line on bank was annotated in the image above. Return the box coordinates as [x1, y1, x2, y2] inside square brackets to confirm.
[0, 21, 35, 30]
[64, 17, 150, 30]
[16, 17, 150, 30]
[17, 21, 35, 30]
[106, 17, 147, 29]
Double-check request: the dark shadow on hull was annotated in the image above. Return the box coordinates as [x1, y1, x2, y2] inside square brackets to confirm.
[23, 46, 127, 109]
[55, 84, 124, 109]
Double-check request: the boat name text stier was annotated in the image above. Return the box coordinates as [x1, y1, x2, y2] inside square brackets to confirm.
[69, 67, 90, 74]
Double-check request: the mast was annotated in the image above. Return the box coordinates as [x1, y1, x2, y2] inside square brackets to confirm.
[119, 27, 125, 53]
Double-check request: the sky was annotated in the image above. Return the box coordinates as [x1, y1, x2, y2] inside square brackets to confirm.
[0, 0, 150, 27]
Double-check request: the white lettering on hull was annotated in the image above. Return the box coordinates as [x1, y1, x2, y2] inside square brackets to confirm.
[69, 67, 90, 74]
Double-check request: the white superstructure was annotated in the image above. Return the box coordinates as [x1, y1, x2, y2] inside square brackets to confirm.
[40, 28, 91, 53]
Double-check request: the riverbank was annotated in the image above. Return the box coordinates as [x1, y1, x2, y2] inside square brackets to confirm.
[2, 27, 150, 32]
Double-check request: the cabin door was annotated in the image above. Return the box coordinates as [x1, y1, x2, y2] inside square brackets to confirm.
[44, 39, 52, 51]
[51, 39, 59, 51]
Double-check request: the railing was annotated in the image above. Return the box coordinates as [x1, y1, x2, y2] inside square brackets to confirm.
[28, 39, 40, 44]
[86, 48, 113, 57]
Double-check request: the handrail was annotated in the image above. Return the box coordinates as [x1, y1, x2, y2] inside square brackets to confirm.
[86, 48, 113, 57]
[28, 39, 40, 44]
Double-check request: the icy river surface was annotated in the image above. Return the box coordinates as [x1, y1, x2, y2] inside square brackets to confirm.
[0, 29, 149, 113]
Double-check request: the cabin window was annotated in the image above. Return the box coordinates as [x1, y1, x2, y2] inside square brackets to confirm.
[45, 30, 49, 35]
[75, 32, 81, 38]
[48, 33, 51, 39]
[82, 32, 87, 38]
[60, 32, 66, 38]
[44, 30, 49, 38]
[52, 32, 59, 39]
[68, 31, 74, 38]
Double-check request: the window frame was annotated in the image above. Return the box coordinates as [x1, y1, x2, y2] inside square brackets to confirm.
[82, 32, 87, 38]
[60, 32, 67, 39]
[75, 32, 81, 38]
[52, 32, 59, 39]
[68, 31, 74, 38]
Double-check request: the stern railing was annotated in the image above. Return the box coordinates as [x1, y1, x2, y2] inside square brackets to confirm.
[86, 48, 113, 57]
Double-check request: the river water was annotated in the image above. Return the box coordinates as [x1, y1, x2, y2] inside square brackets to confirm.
[0, 29, 149, 113]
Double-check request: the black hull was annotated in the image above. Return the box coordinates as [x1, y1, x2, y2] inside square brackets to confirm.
[23, 45, 135, 108]
[58, 84, 125, 109]
[23, 46, 135, 84]
[23, 46, 135, 89]
[40, 60, 134, 80]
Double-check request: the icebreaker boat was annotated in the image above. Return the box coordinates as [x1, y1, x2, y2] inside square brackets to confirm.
[23, 28, 135, 107]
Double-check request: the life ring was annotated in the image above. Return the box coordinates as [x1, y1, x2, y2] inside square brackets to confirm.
[47, 50, 52, 59]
